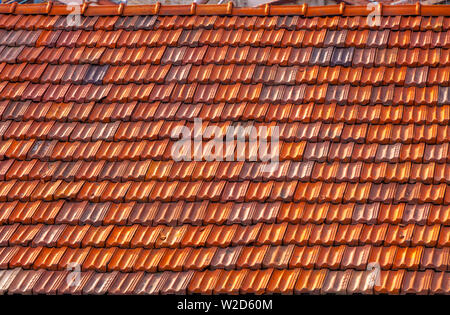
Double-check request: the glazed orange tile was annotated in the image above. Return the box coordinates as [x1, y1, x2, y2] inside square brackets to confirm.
[287, 245, 318, 269]
[254, 222, 287, 246]
[187, 269, 222, 295]
[233, 244, 266, 269]
[308, 223, 338, 246]
[316, 245, 346, 270]
[105, 225, 138, 248]
[8, 246, 42, 269]
[158, 247, 192, 272]
[437, 227, 450, 248]
[411, 225, 441, 247]
[238, 268, 272, 295]
[294, 269, 328, 294]
[130, 225, 163, 249]
[263, 268, 299, 294]
[82, 247, 117, 272]
[301, 203, 329, 225]
[428, 205, 450, 225]
[33, 247, 67, 270]
[129, 248, 166, 272]
[213, 269, 248, 295]
[196, 203, 226, 227]
[179, 224, 210, 247]
[335, 224, 364, 245]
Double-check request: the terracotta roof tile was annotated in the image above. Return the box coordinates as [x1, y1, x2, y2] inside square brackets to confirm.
[294, 269, 327, 294]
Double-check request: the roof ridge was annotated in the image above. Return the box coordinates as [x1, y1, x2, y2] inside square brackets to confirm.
[0, 2, 449, 17]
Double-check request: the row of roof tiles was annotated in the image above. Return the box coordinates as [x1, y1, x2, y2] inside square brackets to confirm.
[2, 102, 450, 124]
[0, 246, 448, 282]
[1, 64, 450, 87]
[1, 140, 450, 163]
[2, 179, 450, 204]
[0, 221, 448, 249]
[6, 29, 450, 49]
[0, 200, 447, 226]
[0, 267, 447, 295]
[2, 64, 450, 88]
[6, 46, 450, 68]
[0, 244, 448, 273]
[2, 82, 450, 105]
[2, 121, 450, 144]
[3, 160, 450, 184]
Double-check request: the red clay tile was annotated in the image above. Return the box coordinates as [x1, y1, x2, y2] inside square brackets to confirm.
[7, 269, 45, 294]
[294, 269, 328, 294]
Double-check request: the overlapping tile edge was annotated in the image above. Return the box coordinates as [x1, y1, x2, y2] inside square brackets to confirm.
[0, 4, 448, 295]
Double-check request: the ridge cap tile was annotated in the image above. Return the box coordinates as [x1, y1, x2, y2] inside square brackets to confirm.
[0, 4, 449, 17]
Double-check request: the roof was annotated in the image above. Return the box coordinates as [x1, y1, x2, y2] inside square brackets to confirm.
[0, 3, 449, 295]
